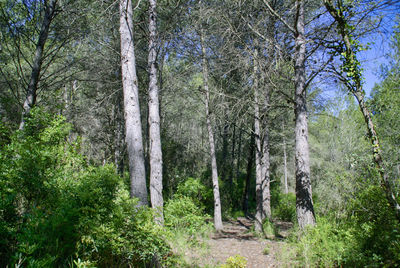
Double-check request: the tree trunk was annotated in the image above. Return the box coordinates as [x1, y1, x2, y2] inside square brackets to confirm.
[323, 0, 400, 223]
[283, 135, 288, 195]
[119, 0, 148, 206]
[148, 0, 164, 224]
[115, 90, 125, 175]
[283, 121, 288, 194]
[243, 133, 254, 216]
[354, 91, 400, 221]
[220, 123, 229, 182]
[200, 29, 223, 231]
[236, 128, 242, 180]
[253, 44, 264, 232]
[294, 0, 316, 229]
[261, 84, 271, 221]
[19, 0, 58, 130]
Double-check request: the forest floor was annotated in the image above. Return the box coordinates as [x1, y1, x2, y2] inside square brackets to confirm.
[182, 217, 293, 267]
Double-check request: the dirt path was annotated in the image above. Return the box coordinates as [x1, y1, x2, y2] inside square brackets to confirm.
[205, 218, 291, 268]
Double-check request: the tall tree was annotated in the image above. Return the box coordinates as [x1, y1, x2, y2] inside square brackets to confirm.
[148, 0, 164, 224]
[293, 0, 316, 228]
[264, 0, 316, 228]
[200, 27, 223, 231]
[324, 0, 400, 222]
[19, 0, 58, 130]
[253, 42, 264, 232]
[119, 0, 148, 206]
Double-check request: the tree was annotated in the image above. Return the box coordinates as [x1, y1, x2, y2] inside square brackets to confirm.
[200, 26, 223, 231]
[17, 0, 58, 129]
[323, 0, 400, 222]
[264, 0, 316, 228]
[148, 0, 164, 224]
[119, 0, 148, 206]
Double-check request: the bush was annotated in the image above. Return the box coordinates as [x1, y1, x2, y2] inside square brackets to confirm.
[164, 196, 209, 234]
[273, 193, 296, 222]
[288, 217, 354, 267]
[165, 178, 211, 234]
[0, 109, 172, 267]
[220, 255, 247, 268]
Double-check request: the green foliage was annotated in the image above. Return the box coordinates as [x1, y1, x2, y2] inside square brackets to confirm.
[344, 184, 400, 266]
[220, 255, 247, 268]
[288, 217, 354, 267]
[164, 196, 209, 234]
[0, 109, 172, 267]
[165, 178, 211, 234]
[272, 193, 296, 223]
[262, 219, 277, 239]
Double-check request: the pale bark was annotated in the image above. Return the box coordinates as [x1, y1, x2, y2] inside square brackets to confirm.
[294, 0, 316, 229]
[253, 45, 264, 232]
[19, 0, 58, 130]
[261, 84, 271, 222]
[148, 0, 164, 224]
[200, 29, 223, 231]
[119, 0, 148, 206]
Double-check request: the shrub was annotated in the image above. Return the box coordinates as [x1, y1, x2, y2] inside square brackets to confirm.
[0, 109, 172, 267]
[220, 255, 247, 268]
[288, 217, 354, 267]
[164, 196, 209, 234]
[273, 193, 296, 222]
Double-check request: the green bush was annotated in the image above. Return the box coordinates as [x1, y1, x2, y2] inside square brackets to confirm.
[164, 196, 209, 234]
[343, 184, 400, 266]
[220, 255, 247, 268]
[0, 109, 172, 267]
[273, 193, 296, 222]
[175, 177, 212, 211]
[289, 217, 354, 267]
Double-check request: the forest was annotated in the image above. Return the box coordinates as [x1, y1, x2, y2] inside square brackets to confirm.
[1, 0, 400, 267]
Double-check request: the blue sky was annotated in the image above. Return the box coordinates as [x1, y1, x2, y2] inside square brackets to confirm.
[360, 13, 398, 97]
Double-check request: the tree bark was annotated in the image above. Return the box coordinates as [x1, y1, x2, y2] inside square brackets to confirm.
[19, 0, 58, 130]
[261, 82, 271, 222]
[114, 90, 125, 175]
[243, 133, 255, 216]
[253, 44, 264, 232]
[294, 0, 316, 229]
[148, 0, 164, 224]
[119, 0, 148, 206]
[200, 29, 223, 231]
[283, 127, 288, 194]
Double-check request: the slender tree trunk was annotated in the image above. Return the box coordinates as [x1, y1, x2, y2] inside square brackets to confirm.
[220, 123, 229, 182]
[236, 128, 242, 180]
[261, 84, 271, 221]
[229, 124, 236, 186]
[253, 44, 264, 232]
[294, 0, 316, 229]
[115, 91, 125, 175]
[354, 91, 400, 221]
[119, 0, 148, 206]
[200, 29, 223, 231]
[283, 135, 288, 194]
[19, 0, 58, 130]
[323, 0, 400, 223]
[147, 0, 164, 224]
[243, 133, 254, 216]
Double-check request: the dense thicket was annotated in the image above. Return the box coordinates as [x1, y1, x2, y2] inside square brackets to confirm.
[1, 0, 400, 266]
